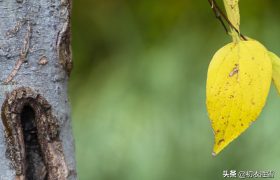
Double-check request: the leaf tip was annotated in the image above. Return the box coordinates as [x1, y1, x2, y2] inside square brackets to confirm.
[212, 152, 217, 157]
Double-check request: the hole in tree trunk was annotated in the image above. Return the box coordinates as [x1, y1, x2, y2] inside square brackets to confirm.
[20, 105, 47, 180]
[2, 87, 68, 179]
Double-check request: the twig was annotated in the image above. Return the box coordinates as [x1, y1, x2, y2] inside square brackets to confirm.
[208, 0, 247, 40]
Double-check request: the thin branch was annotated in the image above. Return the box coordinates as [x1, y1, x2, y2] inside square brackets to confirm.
[208, 0, 247, 40]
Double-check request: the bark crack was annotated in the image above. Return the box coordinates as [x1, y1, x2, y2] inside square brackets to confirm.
[3, 21, 32, 84]
[56, 3, 72, 77]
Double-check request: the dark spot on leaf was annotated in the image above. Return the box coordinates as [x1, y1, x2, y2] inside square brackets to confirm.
[218, 139, 225, 145]
[229, 64, 239, 77]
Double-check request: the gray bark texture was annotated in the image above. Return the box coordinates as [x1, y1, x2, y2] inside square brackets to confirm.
[0, 0, 76, 179]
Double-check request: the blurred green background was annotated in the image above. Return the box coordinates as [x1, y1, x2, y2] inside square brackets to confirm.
[70, 0, 280, 179]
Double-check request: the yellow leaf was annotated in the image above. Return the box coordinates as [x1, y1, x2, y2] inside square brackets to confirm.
[206, 40, 272, 156]
[268, 51, 280, 94]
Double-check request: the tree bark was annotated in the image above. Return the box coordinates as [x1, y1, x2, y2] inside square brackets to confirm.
[0, 0, 76, 179]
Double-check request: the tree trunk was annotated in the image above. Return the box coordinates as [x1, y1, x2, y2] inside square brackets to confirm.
[0, 0, 77, 179]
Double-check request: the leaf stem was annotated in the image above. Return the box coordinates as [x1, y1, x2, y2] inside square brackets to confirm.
[223, 0, 241, 42]
[208, 0, 246, 41]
